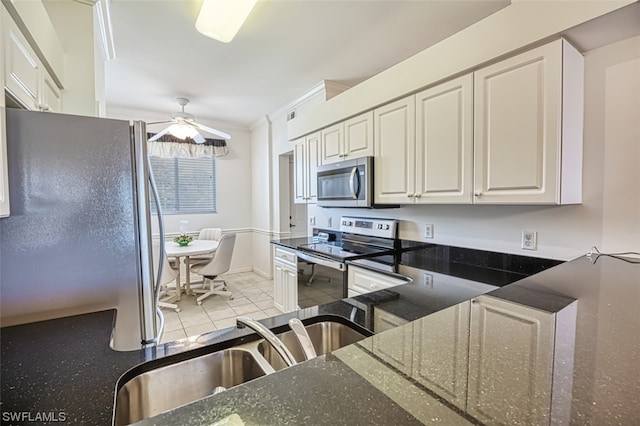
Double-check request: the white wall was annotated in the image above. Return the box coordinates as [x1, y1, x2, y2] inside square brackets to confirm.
[306, 35, 640, 261]
[106, 105, 254, 272]
[250, 117, 272, 278]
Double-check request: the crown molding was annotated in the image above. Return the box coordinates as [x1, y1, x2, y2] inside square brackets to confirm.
[267, 80, 352, 123]
[94, 0, 116, 61]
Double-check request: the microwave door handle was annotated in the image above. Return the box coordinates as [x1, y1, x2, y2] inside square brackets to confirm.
[349, 166, 359, 199]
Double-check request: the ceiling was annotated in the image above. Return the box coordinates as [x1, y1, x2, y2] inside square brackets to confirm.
[103, 0, 510, 128]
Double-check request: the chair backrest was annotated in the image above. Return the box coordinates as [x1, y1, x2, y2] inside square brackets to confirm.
[152, 242, 177, 286]
[195, 233, 236, 277]
[198, 228, 222, 241]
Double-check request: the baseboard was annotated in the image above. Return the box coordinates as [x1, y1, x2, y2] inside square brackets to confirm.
[252, 267, 272, 280]
[226, 266, 253, 275]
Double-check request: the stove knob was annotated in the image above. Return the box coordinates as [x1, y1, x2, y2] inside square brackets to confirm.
[384, 224, 390, 230]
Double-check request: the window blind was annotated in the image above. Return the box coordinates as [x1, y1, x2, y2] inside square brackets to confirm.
[150, 157, 217, 214]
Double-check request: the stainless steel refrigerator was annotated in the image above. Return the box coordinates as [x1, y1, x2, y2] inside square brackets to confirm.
[0, 108, 164, 351]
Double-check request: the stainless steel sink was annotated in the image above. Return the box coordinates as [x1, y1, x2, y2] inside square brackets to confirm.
[114, 318, 369, 425]
[113, 348, 272, 426]
[258, 321, 368, 370]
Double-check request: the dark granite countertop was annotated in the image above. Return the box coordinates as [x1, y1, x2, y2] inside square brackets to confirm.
[136, 253, 640, 425]
[6, 241, 626, 426]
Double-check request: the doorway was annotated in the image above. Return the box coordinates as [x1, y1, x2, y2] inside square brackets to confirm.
[288, 156, 307, 237]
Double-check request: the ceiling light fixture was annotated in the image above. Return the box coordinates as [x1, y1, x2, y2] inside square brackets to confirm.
[195, 0, 257, 43]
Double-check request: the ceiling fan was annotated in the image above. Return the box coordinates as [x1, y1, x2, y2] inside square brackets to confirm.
[148, 97, 231, 144]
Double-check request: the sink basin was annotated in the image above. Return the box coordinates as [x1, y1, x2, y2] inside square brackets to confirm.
[258, 321, 368, 370]
[114, 348, 270, 426]
[114, 317, 370, 425]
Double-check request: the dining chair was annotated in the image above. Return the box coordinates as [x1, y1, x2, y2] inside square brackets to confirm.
[189, 233, 236, 305]
[152, 242, 181, 312]
[190, 227, 223, 266]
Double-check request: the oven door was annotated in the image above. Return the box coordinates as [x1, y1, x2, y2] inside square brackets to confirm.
[296, 251, 347, 308]
[317, 157, 372, 207]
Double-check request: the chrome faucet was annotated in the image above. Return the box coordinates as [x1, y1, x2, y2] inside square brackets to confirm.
[236, 316, 298, 367]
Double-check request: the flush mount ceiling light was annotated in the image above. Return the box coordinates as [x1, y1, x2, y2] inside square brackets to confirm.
[195, 0, 258, 43]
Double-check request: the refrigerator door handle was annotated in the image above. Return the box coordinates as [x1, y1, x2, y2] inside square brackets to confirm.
[147, 154, 165, 343]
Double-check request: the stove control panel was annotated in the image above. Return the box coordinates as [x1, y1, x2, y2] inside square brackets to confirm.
[339, 216, 398, 239]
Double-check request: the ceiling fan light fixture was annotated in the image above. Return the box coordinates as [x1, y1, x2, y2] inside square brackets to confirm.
[195, 0, 257, 43]
[168, 123, 198, 140]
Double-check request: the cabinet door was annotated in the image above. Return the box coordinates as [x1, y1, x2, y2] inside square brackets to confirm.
[273, 260, 287, 313]
[412, 302, 470, 410]
[306, 132, 319, 203]
[282, 263, 298, 312]
[415, 74, 473, 203]
[293, 138, 307, 204]
[343, 111, 373, 160]
[40, 70, 62, 113]
[474, 41, 563, 204]
[0, 106, 8, 218]
[374, 96, 415, 204]
[0, 17, 8, 217]
[320, 123, 343, 165]
[372, 320, 413, 375]
[467, 295, 555, 425]
[4, 20, 39, 110]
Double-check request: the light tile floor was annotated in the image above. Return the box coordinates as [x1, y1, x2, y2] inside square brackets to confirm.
[159, 271, 279, 344]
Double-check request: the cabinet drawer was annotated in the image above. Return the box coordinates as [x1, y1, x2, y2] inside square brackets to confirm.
[274, 247, 297, 265]
[348, 266, 406, 295]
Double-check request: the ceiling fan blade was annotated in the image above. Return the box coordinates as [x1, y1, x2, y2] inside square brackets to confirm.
[192, 122, 231, 140]
[147, 120, 173, 125]
[192, 131, 206, 144]
[148, 127, 171, 141]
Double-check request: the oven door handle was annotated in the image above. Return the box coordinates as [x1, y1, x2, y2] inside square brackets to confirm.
[297, 251, 345, 271]
[349, 166, 360, 199]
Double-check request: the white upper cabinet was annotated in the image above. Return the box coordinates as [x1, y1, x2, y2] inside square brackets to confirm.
[4, 16, 39, 110]
[3, 10, 63, 113]
[320, 111, 374, 165]
[415, 74, 473, 203]
[293, 132, 319, 204]
[374, 96, 416, 204]
[473, 39, 583, 204]
[0, 31, 8, 217]
[375, 74, 473, 205]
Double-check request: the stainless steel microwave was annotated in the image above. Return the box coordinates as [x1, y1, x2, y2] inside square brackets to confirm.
[316, 156, 398, 208]
[317, 156, 372, 207]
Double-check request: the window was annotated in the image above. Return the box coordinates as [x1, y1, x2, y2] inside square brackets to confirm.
[150, 157, 217, 214]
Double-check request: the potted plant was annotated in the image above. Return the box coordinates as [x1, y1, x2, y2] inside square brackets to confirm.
[174, 234, 193, 247]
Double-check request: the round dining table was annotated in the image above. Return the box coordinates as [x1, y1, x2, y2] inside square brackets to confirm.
[165, 239, 219, 300]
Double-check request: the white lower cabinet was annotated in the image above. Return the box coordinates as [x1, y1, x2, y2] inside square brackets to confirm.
[273, 247, 298, 313]
[411, 301, 471, 411]
[467, 295, 577, 425]
[347, 265, 407, 296]
[372, 320, 413, 376]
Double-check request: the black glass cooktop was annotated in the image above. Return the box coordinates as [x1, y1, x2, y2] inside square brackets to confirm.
[298, 241, 394, 261]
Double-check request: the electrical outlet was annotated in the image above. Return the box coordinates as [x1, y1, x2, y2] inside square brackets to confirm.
[424, 224, 434, 239]
[327, 217, 332, 228]
[521, 230, 537, 250]
[423, 273, 433, 288]
[309, 216, 316, 226]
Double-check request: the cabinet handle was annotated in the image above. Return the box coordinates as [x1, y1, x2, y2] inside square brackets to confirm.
[39, 103, 51, 112]
[414, 193, 421, 198]
[407, 193, 414, 198]
[474, 192, 482, 197]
